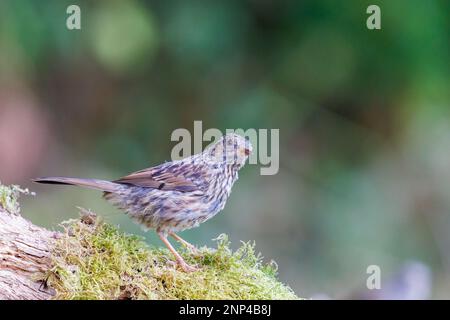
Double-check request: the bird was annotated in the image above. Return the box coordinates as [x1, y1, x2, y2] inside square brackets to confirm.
[33, 133, 253, 272]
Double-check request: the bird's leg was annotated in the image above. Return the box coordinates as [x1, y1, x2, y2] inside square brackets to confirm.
[158, 232, 199, 272]
[169, 232, 199, 253]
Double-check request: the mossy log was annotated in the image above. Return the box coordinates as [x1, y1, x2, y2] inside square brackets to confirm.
[0, 184, 299, 300]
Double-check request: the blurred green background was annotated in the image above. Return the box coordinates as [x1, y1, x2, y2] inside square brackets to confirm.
[0, 0, 449, 298]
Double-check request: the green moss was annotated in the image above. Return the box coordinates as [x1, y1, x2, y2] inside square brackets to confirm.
[45, 212, 299, 300]
[0, 183, 35, 215]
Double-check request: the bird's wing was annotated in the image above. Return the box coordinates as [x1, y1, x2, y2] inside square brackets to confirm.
[113, 162, 203, 193]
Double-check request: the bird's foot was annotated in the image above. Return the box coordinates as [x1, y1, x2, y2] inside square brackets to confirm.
[177, 259, 200, 272]
[169, 232, 200, 255]
[183, 243, 200, 255]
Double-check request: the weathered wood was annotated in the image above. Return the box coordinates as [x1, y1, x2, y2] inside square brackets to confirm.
[0, 208, 57, 300]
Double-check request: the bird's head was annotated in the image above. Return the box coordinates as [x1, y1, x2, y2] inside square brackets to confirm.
[204, 133, 253, 168]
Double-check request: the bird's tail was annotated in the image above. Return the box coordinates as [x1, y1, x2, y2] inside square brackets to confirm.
[33, 177, 119, 193]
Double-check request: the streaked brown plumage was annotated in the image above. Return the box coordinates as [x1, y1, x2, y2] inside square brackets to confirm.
[34, 133, 252, 272]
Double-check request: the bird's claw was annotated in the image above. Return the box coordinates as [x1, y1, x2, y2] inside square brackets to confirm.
[177, 260, 200, 272]
[184, 244, 200, 255]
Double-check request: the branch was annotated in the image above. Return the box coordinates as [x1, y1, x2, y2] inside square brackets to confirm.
[0, 184, 299, 300]
[0, 205, 56, 299]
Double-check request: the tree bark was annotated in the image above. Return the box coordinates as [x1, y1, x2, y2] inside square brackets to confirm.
[0, 207, 57, 300]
